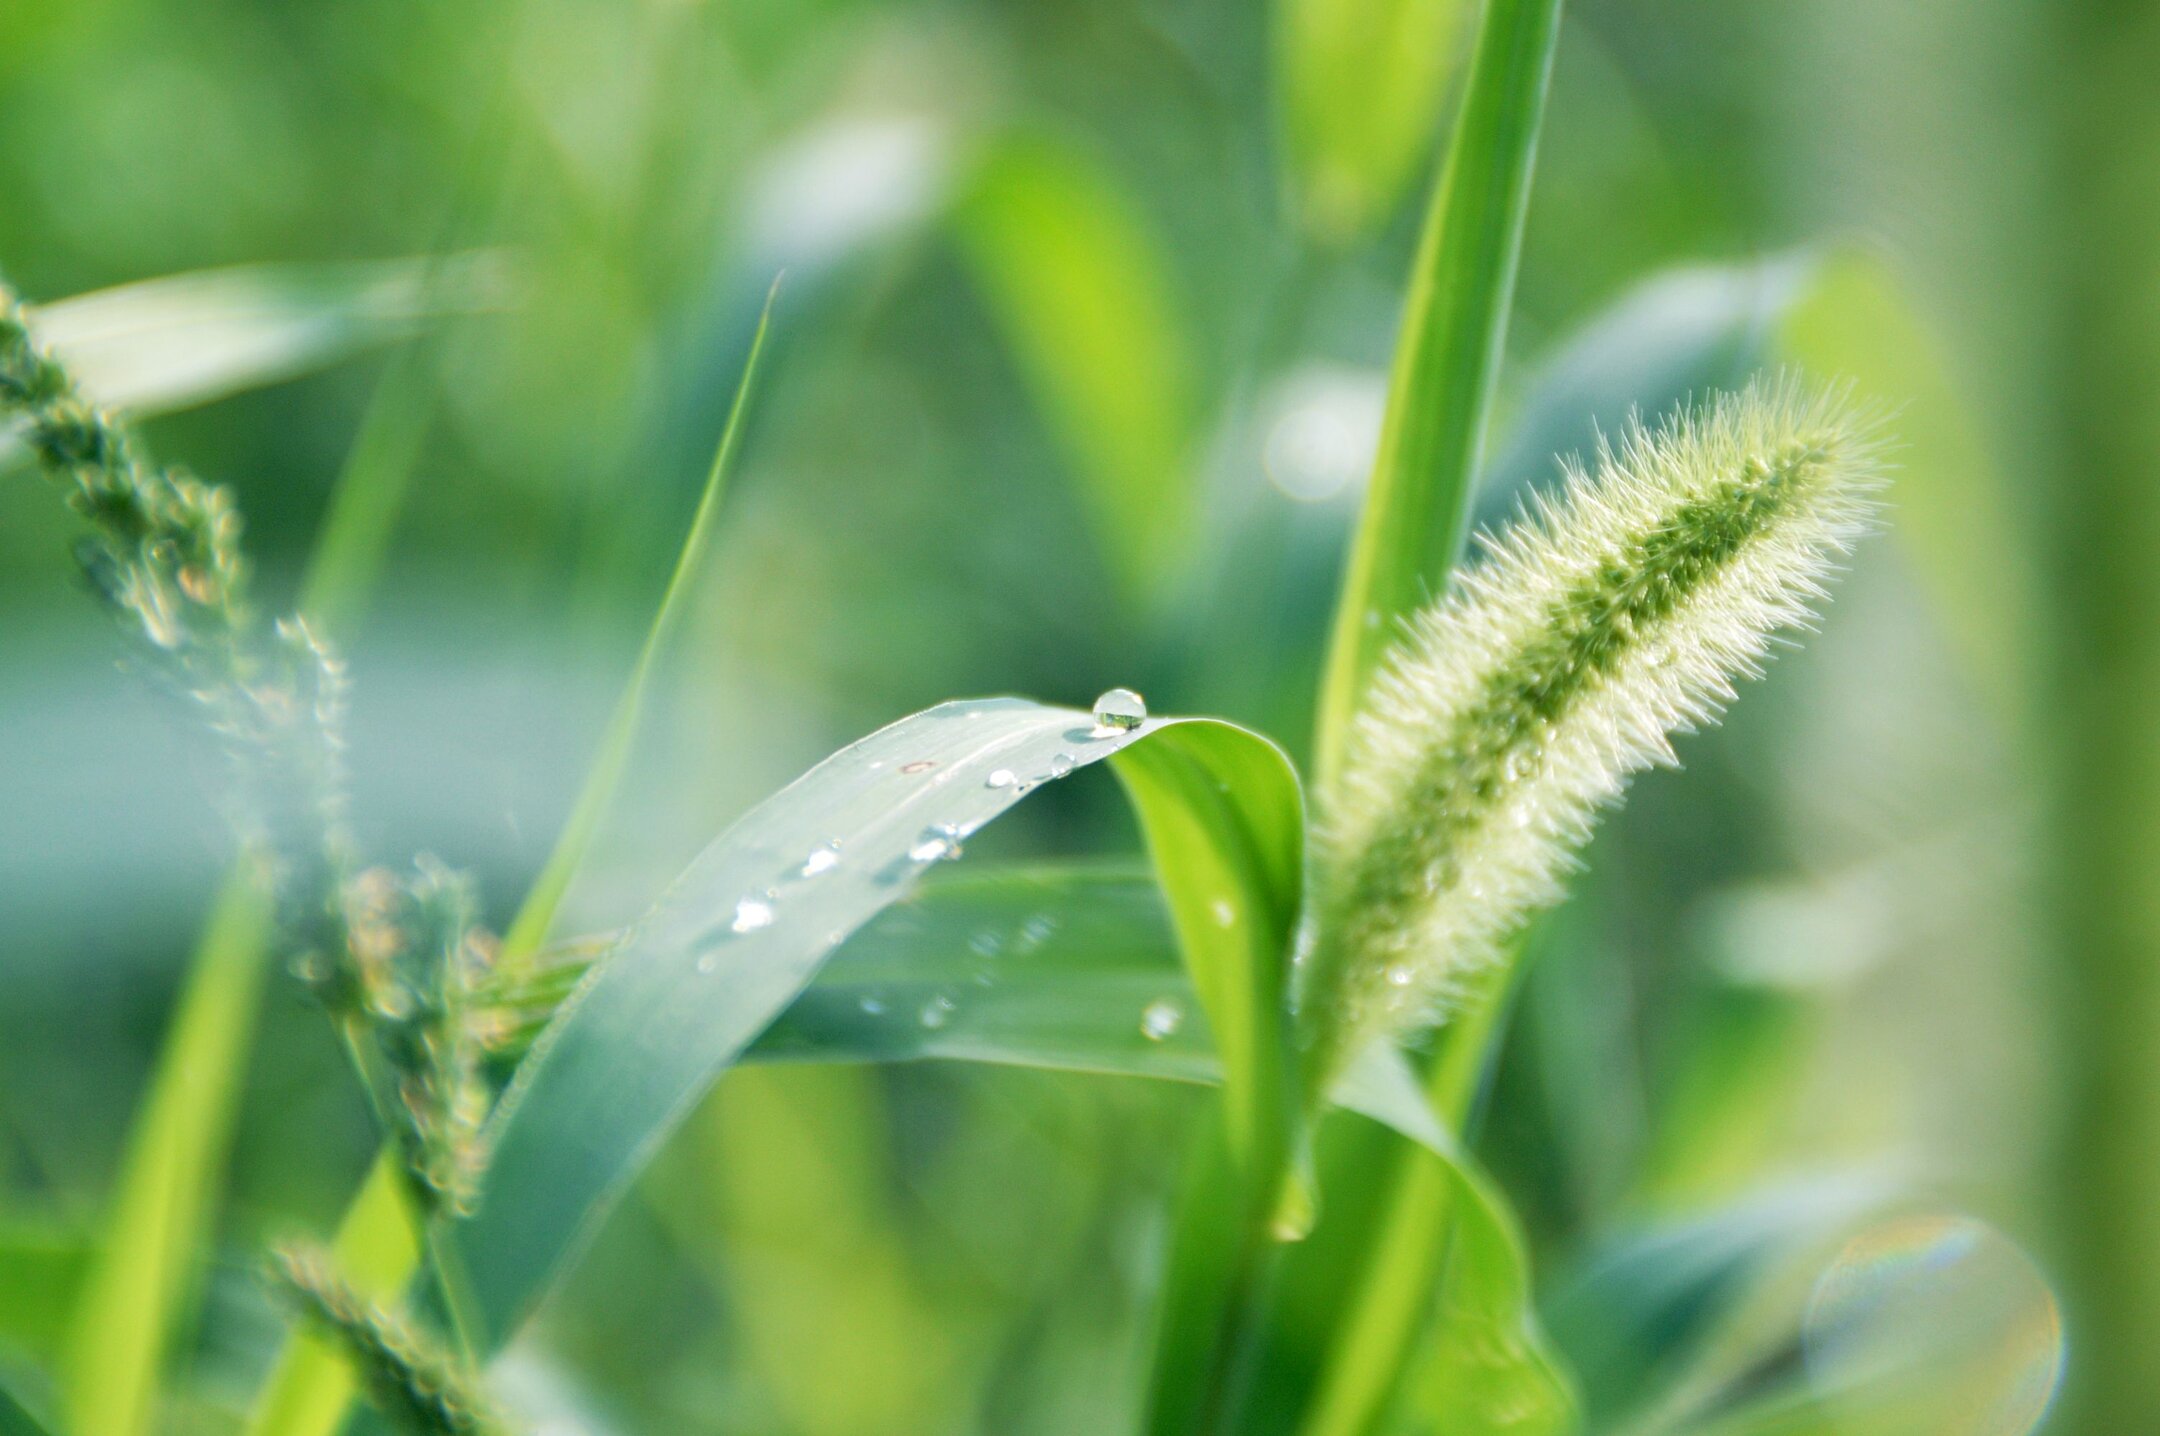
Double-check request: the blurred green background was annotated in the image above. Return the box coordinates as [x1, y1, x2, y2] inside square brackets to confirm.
[1, 0, 2153, 1432]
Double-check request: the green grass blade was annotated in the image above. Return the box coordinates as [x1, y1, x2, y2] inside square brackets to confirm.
[59, 882, 273, 1436]
[59, 327, 447, 1436]
[954, 133, 1195, 601]
[1311, 0, 1565, 794]
[1300, 958, 1574, 1436]
[1111, 725, 1308, 1436]
[238, 300, 775, 1433]
[448, 701, 1281, 1351]
[239, 1156, 421, 1436]
[500, 284, 778, 963]
[1276, 0, 1473, 244]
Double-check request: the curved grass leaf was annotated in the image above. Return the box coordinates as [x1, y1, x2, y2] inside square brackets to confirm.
[1276, 0, 1473, 244]
[954, 133, 1196, 601]
[1312, 0, 1565, 794]
[0, 1378, 57, 1436]
[450, 700, 1228, 1349]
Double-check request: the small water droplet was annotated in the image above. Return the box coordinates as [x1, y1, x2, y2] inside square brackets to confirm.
[909, 826, 962, 863]
[1210, 898, 1237, 928]
[920, 995, 955, 1029]
[985, 768, 1017, 789]
[1019, 914, 1057, 949]
[1385, 963, 1414, 988]
[1047, 752, 1076, 779]
[1140, 999, 1184, 1041]
[859, 994, 887, 1015]
[969, 930, 1002, 957]
[801, 841, 842, 876]
[901, 759, 936, 774]
[1504, 749, 1535, 782]
[1090, 687, 1147, 735]
[731, 897, 776, 933]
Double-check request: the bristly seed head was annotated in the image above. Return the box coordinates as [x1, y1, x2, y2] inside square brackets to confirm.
[1301, 378, 1884, 1082]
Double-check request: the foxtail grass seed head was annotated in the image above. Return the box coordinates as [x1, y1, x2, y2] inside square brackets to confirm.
[268, 1243, 504, 1436]
[1303, 380, 1884, 1081]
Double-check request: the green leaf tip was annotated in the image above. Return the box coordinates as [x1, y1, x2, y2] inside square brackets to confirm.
[1304, 378, 1884, 1080]
[266, 1242, 503, 1436]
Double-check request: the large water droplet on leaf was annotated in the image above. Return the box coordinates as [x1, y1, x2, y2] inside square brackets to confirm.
[1091, 687, 1147, 735]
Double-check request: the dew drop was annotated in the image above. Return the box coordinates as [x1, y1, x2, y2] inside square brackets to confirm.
[920, 995, 955, 1029]
[969, 929, 1002, 957]
[985, 768, 1017, 790]
[858, 994, 887, 1016]
[1384, 963, 1414, 988]
[696, 953, 717, 974]
[1210, 898, 1237, 928]
[731, 897, 776, 933]
[801, 841, 842, 877]
[1047, 752, 1076, 780]
[909, 825, 963, 863]
[1019, 914, 1057, 949]
[1090, 687, 1147, 735]
[1504, 749, 1535, 783]
[1140, 999, 1184, 1041]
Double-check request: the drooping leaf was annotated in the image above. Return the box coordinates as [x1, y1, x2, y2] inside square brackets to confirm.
[1276, 0, 1474, 244]
[954, 133, 1196, 600]
[449, 701, 1259, 1349]
[1312, 0, 1566, 793]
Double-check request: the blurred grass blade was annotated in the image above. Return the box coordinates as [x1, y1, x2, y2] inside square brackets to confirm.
[59, 882, 273, 1436]
[61, 334, 448, 1436]
[955, 133, 1196, 601]
[241, 311, 774, 1434]
[4, 254, 504, 445]
[1477, 255, 1813, 530]
[501, 284, 777, 963]
[1312, 0, 1565, 793]
[1276, 0, 1473, 244]
[1777, 249, 2034, 728]
[452, 701, 1272, 1349]
[1111, 725, 1307, 1436]
[240, 1156, 421, 1436]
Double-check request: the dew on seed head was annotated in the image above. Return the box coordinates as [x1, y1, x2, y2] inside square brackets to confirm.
[801, 841, 842, 877]
[1384, 963, 1414, 988]
[1090, 687, 1147, 736]
[1140, 999, 1184, 1041]
[985, 768, 1017, 790]
[731, 897, 776, 933]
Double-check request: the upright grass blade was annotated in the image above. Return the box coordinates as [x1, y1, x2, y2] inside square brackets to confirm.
[1312, 0, 1565, 795]
[1276, 0, 1473, 245]
[1113, 725, 1307, 1436]
[241, 308, 774, 1436]
[501, 284, 777, 963]
[58, 323, 449, 1436]
[954, 133, 1196, 602]
[448, 701, 1273, 1349]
